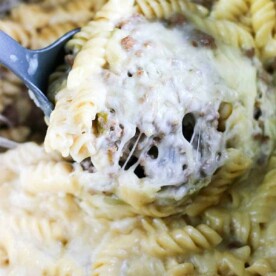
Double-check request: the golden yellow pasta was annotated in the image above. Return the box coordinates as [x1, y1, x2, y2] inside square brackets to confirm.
[0, 19, 31, 47]
[30, 21, 79, 49]
[211, 0, 249, 21]
[250, 0, 275, 48]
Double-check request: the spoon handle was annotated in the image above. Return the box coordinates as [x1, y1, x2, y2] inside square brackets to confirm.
[0, 31, 32, 80]
[0, 31, 53, 117]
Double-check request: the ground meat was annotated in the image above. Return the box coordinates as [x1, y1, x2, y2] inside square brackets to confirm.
[167, 14, 186, 26]
[244, 48, 255, 58]
[65, 54, 75, 67]
[80, 158, 95, 173]
[136, 68, 144, 76]
[253, 134, 270, 143]
[121, 36, 136, 51]
[190, 30, 216, 49]
[227, 241, 244, 249]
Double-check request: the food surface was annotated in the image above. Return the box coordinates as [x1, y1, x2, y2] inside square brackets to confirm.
[46, 1, 276, 213]
[0, 0, 276, 275]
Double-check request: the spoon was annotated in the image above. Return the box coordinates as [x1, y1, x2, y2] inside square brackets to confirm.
[0, 29, 79, 117]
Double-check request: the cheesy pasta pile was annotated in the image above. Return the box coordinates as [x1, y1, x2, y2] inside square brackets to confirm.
[0, 0, 276, 275]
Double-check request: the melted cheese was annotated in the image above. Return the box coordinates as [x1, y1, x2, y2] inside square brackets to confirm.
[46, 16, 275, 204]
[88, 17, 251, 198]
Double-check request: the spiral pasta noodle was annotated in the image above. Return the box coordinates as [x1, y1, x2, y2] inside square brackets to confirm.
[30, 22, 79, 49]
[0, 20, 31, 47]
[20, 160, 82, 195]
[47, 65, 69, 102]
[6, 214, 66, 243]
[204, 208, 262, 249]
[246, 258, 276, 275]
[247, 160, 276, 223]
[79, 195, 137, 220]
[42, 0, 95, 26]
[0, 142, 61, 170]
[211, 0, 249, 21]
[250, 0, 276, 48]
[46, 0, 131, 160]
[166, 261, 195, 276]
[10, 3, 51, 30]
[135, 0, 208, 19]
[141, 218, 222, 257]
[188, 13, 255, 49]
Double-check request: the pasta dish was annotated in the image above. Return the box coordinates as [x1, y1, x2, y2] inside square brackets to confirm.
[0, 0, 276, 275]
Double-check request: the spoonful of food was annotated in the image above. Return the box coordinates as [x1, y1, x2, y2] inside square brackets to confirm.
[0, 29, 79, 118]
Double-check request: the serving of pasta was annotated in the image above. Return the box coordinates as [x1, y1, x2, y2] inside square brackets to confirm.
[0, 0, 276, 275]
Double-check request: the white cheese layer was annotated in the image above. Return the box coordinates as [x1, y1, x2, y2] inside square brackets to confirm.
[91, 17, 237, 194]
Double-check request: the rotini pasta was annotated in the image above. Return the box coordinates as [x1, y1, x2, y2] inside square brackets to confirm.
[0, 142, 61, 170]
[20, 160, 81, 195]
[211, 0, 249, 21]
[166, 261, 195, 276]
[0, 19, 31, 47]
[10, 3, 51, 30]
[30, 22, 79, 49]
[204, 208, 262, 249]
[6, 214, 66, 243]
[0, 0, 276, 275]
[188, 13, 255, 49]
[141, 218, 222, 257]
[250, 0, 276, 48]
[135, 0, 208, 19]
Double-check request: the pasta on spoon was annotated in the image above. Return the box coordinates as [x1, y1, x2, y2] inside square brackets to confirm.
[45, 0, 276, 216]
[1, 0, 276, 275]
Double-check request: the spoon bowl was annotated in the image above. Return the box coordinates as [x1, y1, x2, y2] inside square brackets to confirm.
[0, 29, 79, 117]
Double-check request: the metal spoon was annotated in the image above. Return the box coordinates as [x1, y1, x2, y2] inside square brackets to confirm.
[0, 29, 79, 117]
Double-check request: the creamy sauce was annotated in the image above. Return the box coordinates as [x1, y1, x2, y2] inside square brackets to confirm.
[90, 17, 237, 197]
[46, 16, 275, 202]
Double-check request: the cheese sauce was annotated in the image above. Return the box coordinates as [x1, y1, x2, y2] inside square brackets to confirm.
[47, 15, 275, 204]
[89, 16, 240, 198]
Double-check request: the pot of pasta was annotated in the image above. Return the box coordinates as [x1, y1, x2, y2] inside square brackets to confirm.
[0, 0, 276, 275]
